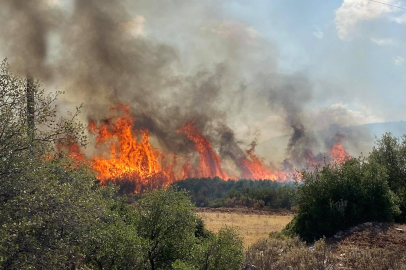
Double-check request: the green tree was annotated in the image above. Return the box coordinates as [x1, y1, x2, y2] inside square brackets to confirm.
[173, 227, 244, 270]
[369, 133, 406, 222]
[135, 187, 198, 270]
[0, 158, 107, 269]
[196, 227, 244, 270]
[83, 197, 145, 270]
[284, 158, 398, 241]
[0, 59, 93, 268]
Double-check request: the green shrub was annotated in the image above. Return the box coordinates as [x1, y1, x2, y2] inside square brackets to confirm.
[0, 158, 122, 269]
[179, 227, 244, 270]
[134, 189, 244, 270]
[134, 187, 198, 270]
[195, 216, 212, 239]
[83, 198, 145, 269]
[369, 133, 406, 222]
[284, 158, 399, 241]
[200, 227, 244, 270]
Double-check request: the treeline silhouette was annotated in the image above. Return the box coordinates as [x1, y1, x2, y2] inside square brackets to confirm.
[173, 178, 295, 210]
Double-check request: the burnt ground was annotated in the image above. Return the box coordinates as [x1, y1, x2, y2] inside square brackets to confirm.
[335, 224, 406, 252]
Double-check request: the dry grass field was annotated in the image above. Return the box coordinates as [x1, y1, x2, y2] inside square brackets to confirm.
[197, 209, 294, 247]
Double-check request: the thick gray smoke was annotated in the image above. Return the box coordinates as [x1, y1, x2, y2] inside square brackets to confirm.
[0, 0, 363, 174]
[267, 74, 317, 168]
[250, 72, 323, 169]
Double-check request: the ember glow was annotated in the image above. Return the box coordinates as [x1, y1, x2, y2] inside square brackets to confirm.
[61, 103, 351, 193]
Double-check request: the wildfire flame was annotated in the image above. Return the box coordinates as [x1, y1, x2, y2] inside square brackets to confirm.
[237, 145, 287, 181]
[178, 121, 231, 179]
[88, 104, 177, 193]
[329, 135, 351, 164]
[59, 103, 351, 193]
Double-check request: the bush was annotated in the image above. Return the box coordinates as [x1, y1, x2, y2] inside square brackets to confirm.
[0, 158, 124, 269]
[83, 198, 145, 269]
[369, 133, 406, 222]
[197, 227, 244, 270]
[284, 158, 399, 242]
[132, 187, 244, 270]
[175, 227, 244, 270]
[134, 187, 198, 270]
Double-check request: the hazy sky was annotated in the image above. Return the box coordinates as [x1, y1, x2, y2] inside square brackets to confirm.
[247, 0, 405, 119]
[221, 0, 405, 122]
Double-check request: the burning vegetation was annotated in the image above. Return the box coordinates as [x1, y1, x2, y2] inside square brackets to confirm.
[178, 120, 231, 180]
[61, 103, 351, 193]
[329, 134, 351, 163]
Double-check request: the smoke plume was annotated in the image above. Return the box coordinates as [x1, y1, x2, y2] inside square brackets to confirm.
[0, 0, 365, 175]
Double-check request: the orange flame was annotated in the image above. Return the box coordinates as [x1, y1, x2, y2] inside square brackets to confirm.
[237, 146, 287, 181]
[328, 134, 350, 164]
[89, 104, 177, 193]
[178, 121, 231, 179]
[329, 142, 350, 164]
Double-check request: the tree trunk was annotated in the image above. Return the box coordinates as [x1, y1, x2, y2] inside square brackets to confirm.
[26, 76, 35, 143]
[148, 251, 155, 270]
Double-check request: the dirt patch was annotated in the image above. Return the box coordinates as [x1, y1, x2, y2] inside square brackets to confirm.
[334, 223, 406, 252]
[326, 223, 406, 268]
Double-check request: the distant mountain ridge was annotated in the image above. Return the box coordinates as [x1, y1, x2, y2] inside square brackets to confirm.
[349, 121, 406, 138]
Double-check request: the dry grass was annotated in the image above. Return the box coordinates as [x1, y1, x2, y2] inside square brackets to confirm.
[197, 211, 293, 247]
